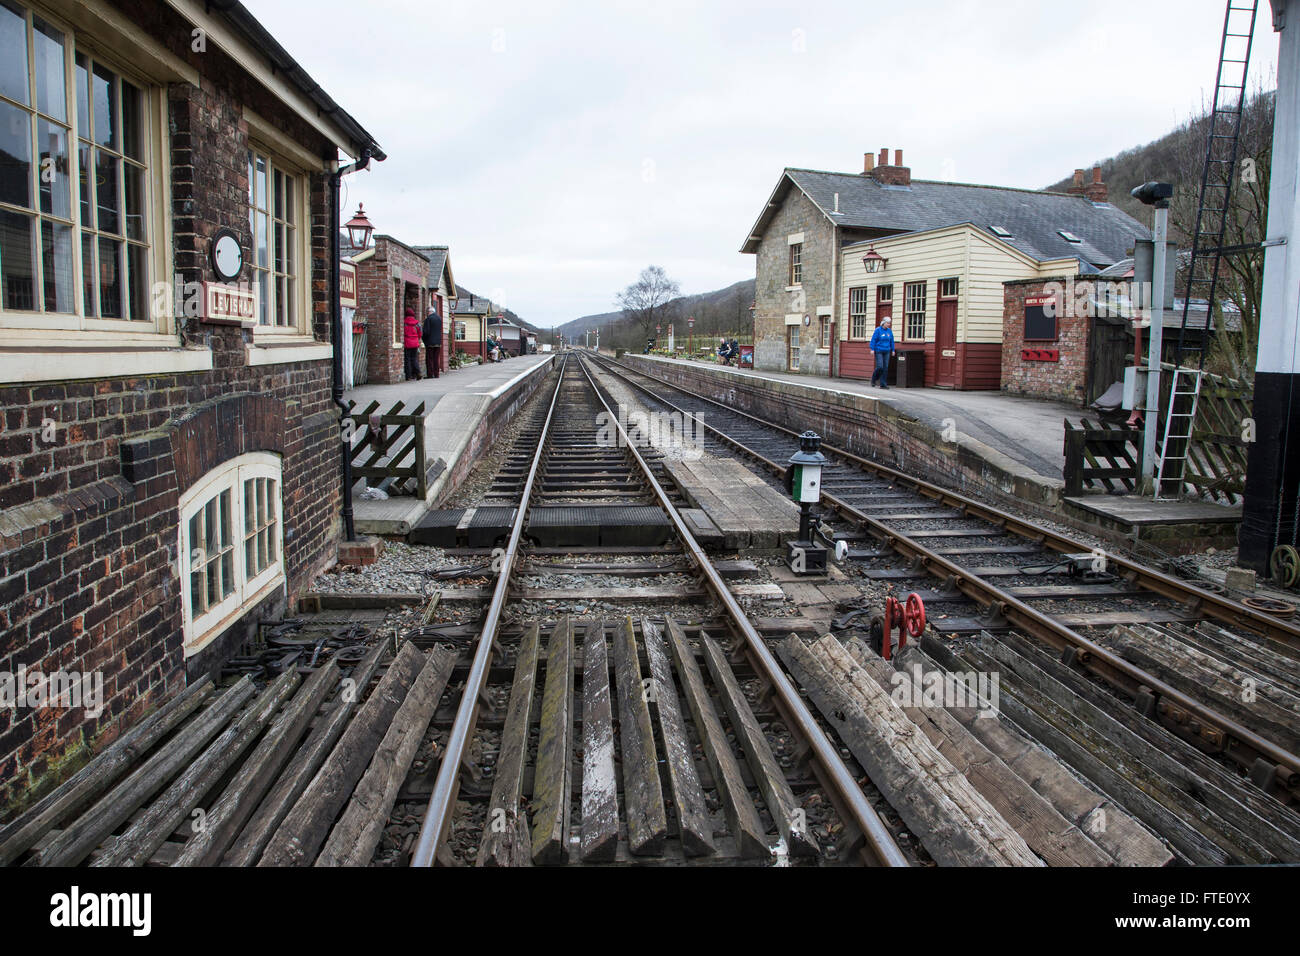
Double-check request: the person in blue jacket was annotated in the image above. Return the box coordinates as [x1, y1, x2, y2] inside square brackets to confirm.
[870, 316, 895, 388]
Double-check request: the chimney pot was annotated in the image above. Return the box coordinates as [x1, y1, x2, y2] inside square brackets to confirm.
[894, 148, 904, 166]
[1073, 169, 1085, 187]
[879, 148, 889, 168]
[863, 152, 875, 173]
[1092, 165, 1103, 183]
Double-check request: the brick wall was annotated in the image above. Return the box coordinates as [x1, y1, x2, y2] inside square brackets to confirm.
[1001, 276, 1090, 406]
[355, 238, 431, 384]
[0, 2, 343, 813]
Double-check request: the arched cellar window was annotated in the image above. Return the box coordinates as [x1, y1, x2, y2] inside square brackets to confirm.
[178, 452, 284, 654]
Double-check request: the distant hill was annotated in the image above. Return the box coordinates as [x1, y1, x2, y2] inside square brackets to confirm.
[561, 277, 755, 349]
[455, 285, 539, 334]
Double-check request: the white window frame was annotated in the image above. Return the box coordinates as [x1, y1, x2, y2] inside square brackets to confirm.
[0, 0, 203, 383]
[247, 143, 310, 341]
[178, 452, 284, 655]
[848, 287, 869, 339]
[0, 0, 170, 336]
[904, 281, 927, 341]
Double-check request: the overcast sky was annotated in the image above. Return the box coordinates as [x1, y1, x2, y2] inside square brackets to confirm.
[244, 0, 1280, 326]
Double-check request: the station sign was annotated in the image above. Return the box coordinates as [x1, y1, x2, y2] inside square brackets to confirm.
[340, 261, 358, 309]
[201, 281, 256, 325]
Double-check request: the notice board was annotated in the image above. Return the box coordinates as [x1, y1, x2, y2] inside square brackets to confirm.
[1023, 293, 1057, 341]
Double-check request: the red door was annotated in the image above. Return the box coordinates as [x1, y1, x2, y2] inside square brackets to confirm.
[875, 284, 892, 327]
[935, 297, 958, 387]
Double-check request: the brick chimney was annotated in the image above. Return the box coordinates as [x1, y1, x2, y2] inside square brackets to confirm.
[1082, 165, 1108, 202]
[863, 152, 875, 173]
[867, 146, 911, 186]
[1067, 168, 1086, 195]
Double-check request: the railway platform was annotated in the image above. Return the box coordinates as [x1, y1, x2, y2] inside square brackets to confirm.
[344, 354, 554, 535]
[615, 352, 1243, 549]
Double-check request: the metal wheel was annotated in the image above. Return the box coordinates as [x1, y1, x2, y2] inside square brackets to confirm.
[1269, 545, 1300, 589]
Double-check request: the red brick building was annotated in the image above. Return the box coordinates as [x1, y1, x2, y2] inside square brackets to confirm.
[350, 236, 434, 384]
[0, 0, 382, 810]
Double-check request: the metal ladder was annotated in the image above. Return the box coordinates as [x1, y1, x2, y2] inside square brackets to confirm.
[1172, 0, 1259, 369]
[1155, 368, 1204, 500]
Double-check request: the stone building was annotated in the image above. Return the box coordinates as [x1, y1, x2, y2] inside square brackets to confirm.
[0, 0, 381, 810]
[741, 150, 1149, 386]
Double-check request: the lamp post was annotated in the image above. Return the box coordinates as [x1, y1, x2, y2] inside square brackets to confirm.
[688, 314, 694, 359]
[786, 431, 828, 574]
[861, 246, 888, 274]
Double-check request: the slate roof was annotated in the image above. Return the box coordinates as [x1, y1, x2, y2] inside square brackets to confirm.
[453, 295, 493, 316]
[743, 168, 1150, 268]
[412, 245, 454, 293]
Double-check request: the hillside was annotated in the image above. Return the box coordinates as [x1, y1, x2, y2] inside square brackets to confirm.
[561, 277, 755, 350]
[454, 285, 539, 334]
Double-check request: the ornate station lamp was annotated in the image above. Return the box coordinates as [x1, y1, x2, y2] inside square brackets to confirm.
[861, 245, 887, 273]
[344, 204, 375, 252]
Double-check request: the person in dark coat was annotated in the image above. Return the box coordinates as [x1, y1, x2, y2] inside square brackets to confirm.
[422, 305, 443, 379]
[402, 306, 422, 381]
[870, 316, 894, 388]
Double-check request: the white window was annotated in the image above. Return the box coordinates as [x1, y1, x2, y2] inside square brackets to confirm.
[247, 147, 305, 331]
[819, 316, 830, 349]
[904, 281, 926, 340]
[789, 243, 802, 285]
[849, 287, 869, 339]
[179, 453, 284, 653]
[454, 320, 466, 341]
[0, 0, 158, 327]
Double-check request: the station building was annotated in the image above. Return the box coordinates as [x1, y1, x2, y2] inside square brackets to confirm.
[451, 294, 492, 359]
[0, 0, 381, 808]
[742, 151, 1149, 387]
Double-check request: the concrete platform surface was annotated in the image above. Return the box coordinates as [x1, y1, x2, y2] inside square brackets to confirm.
[345, 353, 552, 408]
[629, 353, 1072, 481]
[349, 354, 554, 534]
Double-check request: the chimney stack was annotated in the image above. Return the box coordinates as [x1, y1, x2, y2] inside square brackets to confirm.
[1067, 169, 1086, 195]
[866, 146, 912, 187]
[1082, 165, 1108, 202]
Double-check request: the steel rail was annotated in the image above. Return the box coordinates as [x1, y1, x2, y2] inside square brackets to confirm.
[594, 353, 1300, 649]
[576, 356, 909, 866]
[591, 353, 1300, 789]
[411, 355, 568, 867]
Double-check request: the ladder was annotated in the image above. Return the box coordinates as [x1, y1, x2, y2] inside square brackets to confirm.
[1172, 0, 1259, 369]
[1155, 368, 1204, 500]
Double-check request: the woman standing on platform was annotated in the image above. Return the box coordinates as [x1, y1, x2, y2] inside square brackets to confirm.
[870, 317, 894, 389]
[402, 307, 422, 380]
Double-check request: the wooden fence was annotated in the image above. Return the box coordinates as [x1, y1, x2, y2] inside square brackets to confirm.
[1159, 367, 1252, 504]
[345, 399, 429, 498]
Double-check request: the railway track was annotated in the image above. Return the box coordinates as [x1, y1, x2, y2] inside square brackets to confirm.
[585, 354, 1300, 830]
[406, 355, 910, 866]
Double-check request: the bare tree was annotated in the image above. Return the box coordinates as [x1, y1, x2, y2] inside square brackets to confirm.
[617, 265, 681, 347]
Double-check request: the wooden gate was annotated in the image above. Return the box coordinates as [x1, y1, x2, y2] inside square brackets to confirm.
[345, 399, 430, 498]
[1063, 418, 1140, 495]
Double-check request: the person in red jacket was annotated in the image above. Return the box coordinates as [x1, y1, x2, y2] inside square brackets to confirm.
[402, 306, 422, 381]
